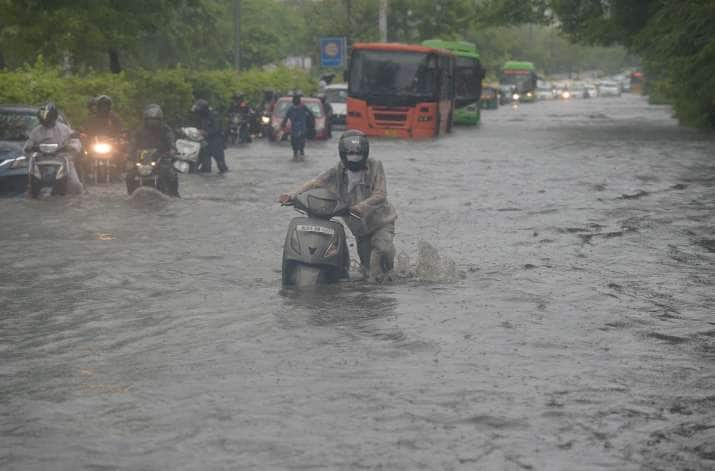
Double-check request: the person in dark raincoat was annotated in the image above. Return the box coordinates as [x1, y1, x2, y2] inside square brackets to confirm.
[126, 104, 179, 197]
[279, 130, 397, 282]
[280, 94, 315, 159]
[192, 99, 228, 173]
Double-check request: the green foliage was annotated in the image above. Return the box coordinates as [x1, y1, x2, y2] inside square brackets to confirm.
[0, 63, 316, 130]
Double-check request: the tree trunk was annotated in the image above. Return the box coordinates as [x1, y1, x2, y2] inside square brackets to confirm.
[109, 49, 121, 74]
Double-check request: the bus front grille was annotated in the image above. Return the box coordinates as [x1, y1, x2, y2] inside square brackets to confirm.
[374, 113, 407, 122]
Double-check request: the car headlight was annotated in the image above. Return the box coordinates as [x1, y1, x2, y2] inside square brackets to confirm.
[93, 142, 112, 154]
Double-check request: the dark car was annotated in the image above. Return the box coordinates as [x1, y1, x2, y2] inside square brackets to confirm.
[0, 104, 69, 193]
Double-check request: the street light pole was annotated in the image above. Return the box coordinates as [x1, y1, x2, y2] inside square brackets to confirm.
[379, 0, 388, 42]
[233, 0, 241, 71]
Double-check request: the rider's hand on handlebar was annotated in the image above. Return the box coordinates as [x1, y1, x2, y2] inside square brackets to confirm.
[278, 193, 295, 204]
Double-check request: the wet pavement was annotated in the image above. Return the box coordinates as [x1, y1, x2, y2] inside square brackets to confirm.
[1, 95, 714, 470]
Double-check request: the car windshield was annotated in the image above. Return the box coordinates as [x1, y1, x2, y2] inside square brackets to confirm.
[325, 88, 347, 103]
[349, 50, 438, 99]
[0, 111, 38, 141]
[455, 57, 482, 101]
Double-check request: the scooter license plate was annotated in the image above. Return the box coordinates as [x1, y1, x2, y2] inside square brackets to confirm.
[296, 225, 335, 235]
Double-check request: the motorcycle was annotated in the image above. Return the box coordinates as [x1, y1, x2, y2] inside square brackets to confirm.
[281, 188, 351, 287]
[125, 149, 185, 196]
[259, 111, 272, 139]
[28, 140, 83, 198]
[175, 127, 205, 173]
[227, 110, 253, 145]
[83, 135, 124, 184]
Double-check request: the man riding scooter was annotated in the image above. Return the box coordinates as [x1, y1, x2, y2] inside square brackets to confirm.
[23, 102, 84, 197]
[279, 130, 397, 282]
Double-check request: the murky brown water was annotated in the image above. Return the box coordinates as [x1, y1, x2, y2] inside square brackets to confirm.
[1, 95, 714, 470]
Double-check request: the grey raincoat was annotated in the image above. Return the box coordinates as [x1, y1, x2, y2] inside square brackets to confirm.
[294, 158, 397, 237]
[24, 122, 84, 194]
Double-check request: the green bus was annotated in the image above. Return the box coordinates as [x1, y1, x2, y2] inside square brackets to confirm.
[423, 39, 484, 125]
[500, 61, 537, 103]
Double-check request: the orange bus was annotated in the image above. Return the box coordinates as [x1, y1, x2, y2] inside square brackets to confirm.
[345, 43, 455, 139]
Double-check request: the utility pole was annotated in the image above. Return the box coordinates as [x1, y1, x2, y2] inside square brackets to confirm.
[346, 0, 352, 42]
[379, 0, 388, 42]
[233, 0, 241, 71]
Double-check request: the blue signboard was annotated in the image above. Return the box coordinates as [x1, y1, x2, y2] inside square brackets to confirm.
[320, 37, 346, 68]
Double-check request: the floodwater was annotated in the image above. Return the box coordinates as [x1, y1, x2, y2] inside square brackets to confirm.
[1, 95, 714, 470]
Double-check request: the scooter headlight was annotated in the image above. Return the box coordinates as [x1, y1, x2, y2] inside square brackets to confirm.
[92, 142, 112, 154]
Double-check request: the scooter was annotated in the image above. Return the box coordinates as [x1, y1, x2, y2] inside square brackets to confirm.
[28, 141, 82, 197]
[175, 127, 205, 173]
[281, 188, 351, 287]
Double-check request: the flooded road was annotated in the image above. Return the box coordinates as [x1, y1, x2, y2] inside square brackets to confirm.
[1, 95, 714, 470]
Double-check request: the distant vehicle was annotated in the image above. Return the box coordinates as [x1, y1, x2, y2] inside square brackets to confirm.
[270, 97, 329, 142]
[629, 71, 644, 95]
[423, 39, 484, 126]
[536, 80, 556, 100]
[324, 84, 347, 126]
[599, 81, 622, 97]
[500, 61, 537, 103]
[480, 85, 499, 109]
[570, 82, 587, 99]
[584, 84, 598, 98]
[0, 104, 69, 193]
[346, 42, 455, 138]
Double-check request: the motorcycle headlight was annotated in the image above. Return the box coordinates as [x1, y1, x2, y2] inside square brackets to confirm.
[563, 91, 571, 99]
[512, 93, 520, 101]
[526, 92, 533, 97]
[93, 142, 112, 154]
[261, 116, 270, 124]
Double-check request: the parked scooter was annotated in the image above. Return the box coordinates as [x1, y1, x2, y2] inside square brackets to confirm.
[175, 127, 205, 173]
[28, 140, 83, 197]
[281, 188, 351, 286]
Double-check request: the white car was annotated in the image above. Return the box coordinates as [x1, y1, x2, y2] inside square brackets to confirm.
[599, 81, 622, 97]
[324, 83, 347, 125]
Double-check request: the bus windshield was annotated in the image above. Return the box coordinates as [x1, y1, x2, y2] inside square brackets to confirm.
[349, 50, 438, 99]
[455, 57, 482, 102]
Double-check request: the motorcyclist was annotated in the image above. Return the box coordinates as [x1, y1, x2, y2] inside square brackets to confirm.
[126, 104, 179, 196]
[317, 93, 333, 137]
[280, 94, 315, 159]
[84, 95, 123, 138]
[23, 102, 84, 196]
[279, 130, 397, 282]
[191, 99, 228, 173]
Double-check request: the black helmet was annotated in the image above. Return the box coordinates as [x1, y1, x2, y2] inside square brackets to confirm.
[38, 102, 58, 127]
[292, 94, 302, 106]
[143, 104, 163, 128]
[96, 95, 112, 113]
[192, 99, 210, 116]
[338, 130, 369, 171]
